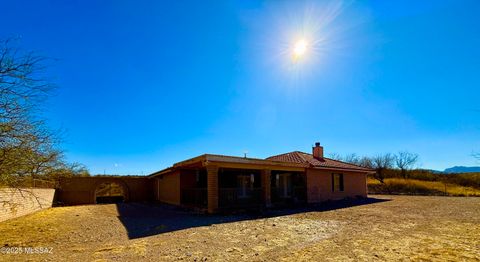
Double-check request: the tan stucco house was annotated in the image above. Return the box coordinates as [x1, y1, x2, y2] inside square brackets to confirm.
[149, 142, 373, 213]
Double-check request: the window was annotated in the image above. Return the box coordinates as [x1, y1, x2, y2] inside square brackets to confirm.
[237, 174, 254, 198]
[275, 173, 292, 197]
[332, 173, 344, 192]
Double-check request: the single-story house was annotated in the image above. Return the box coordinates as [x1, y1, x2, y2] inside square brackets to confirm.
[149, 142, 373, 213]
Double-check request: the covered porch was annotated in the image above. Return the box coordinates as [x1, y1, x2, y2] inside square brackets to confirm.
[178, 159, 306, 213]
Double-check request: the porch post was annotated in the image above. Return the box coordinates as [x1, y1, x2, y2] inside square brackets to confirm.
[262, 169, 272, 207]
[206, 165, 219, 213]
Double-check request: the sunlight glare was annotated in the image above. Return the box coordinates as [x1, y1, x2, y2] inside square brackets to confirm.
[293, 39, 308, 60]
[251, 0, 363, 87]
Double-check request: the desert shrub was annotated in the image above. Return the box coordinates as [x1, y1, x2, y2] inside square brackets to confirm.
[372, 169, 480, 190]
[408, 170, 440, 182]
[443, 173, 480, 189]
[368, 178, 480, 196]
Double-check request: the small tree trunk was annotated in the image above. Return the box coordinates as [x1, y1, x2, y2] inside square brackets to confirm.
[376, 168, 385, 184]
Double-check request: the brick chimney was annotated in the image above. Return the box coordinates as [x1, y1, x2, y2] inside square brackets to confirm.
[312, 142, 324, 159]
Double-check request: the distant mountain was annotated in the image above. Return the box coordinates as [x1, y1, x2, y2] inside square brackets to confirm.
[444, 166, 480, 173]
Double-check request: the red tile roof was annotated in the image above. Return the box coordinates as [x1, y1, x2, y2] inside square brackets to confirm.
[266, 151, 372, 172]
[149, 151, 373, 177]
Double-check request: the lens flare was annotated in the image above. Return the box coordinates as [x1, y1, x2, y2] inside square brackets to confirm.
[244, 0, 366, 91]
[252, 1, 354, 75]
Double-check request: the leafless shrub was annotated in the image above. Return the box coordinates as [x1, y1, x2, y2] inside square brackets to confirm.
[395, 151, 419, 179]
[371, 153, 395, 183]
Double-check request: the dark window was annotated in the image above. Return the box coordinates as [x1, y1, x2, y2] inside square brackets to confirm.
[195, 169, 207, 187]
[331, 173, 344, 192]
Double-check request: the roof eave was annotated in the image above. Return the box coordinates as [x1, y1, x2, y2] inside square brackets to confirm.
[204, 154, 306, 168]
[148, 167, 174, 178]
[310, 166, 375, 173]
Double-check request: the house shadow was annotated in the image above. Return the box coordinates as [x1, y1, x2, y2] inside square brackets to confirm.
[116, 197, 391, 239]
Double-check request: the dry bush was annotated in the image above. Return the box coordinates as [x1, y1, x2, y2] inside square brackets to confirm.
[367, 178, 480, 196]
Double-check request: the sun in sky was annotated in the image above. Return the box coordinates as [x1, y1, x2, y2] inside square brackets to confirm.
[293, 38, 308, 61]
[254, 0, 354, 76]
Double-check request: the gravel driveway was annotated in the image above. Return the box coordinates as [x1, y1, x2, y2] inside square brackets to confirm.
[0, 195, 479, 261]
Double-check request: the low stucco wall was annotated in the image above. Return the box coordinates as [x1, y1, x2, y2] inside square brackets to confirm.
[57, 177, 153, 205]
[156, 171, 181, 205]
[306, 169, 367, 203]
[0, 188, 55, 222]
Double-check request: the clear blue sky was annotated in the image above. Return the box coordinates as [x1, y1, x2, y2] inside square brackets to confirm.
[1, 0, 479, 174]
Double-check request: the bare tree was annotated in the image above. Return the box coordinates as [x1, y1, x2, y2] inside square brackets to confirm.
[0, 38, 87, 187]
[371, 153, 395, 183]
[328, 152, 342, 161]
[395, 151, 419, 179]
[343, 153, 360, 165]
[329, 153, 373, 169]
[0, 39, 91, 213]
[357, 156, 374, 169]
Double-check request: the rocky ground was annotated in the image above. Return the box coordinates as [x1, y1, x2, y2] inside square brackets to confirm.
[0, 195, 479, 261]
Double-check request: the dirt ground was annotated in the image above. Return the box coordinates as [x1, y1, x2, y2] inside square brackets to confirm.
[0, 195, 479, 261]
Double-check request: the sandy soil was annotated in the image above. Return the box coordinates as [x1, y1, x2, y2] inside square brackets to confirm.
[0, 195, 479, 261]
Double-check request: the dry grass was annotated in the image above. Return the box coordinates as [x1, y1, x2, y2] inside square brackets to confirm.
[368, 177, 480, 196]
[0, 206, 76, 247]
